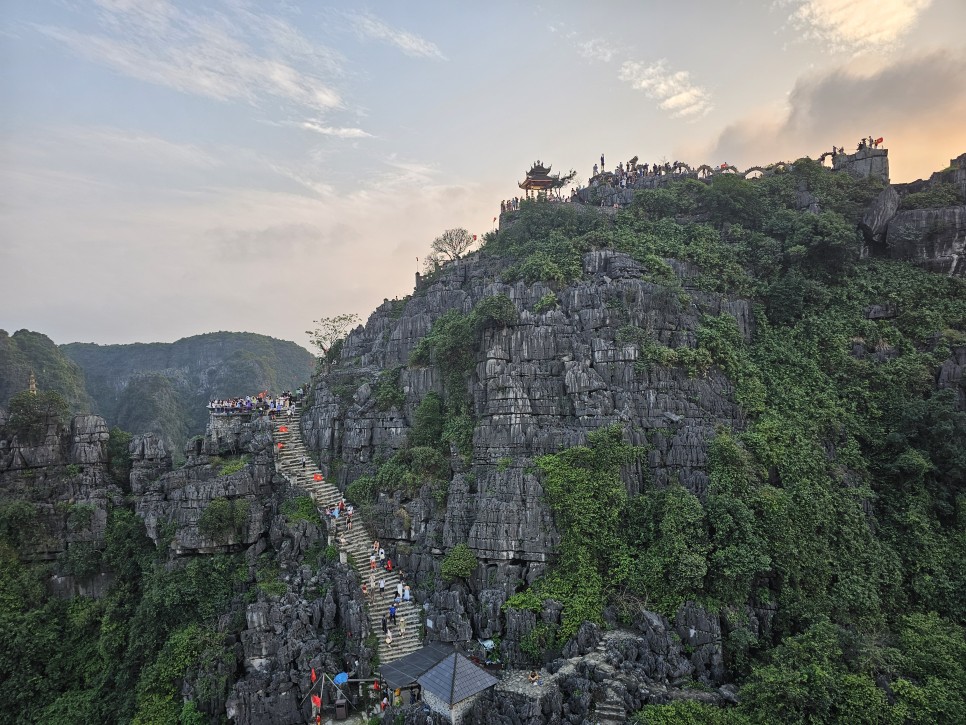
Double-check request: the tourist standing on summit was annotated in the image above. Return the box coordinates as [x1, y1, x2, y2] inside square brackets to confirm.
[600, 153, 605, 170]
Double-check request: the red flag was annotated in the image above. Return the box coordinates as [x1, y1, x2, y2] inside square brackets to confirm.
[311, 694, 321, 707]
[311, 667, 317, 683]
[875, 137, 883, 145]
[720, 163, 729, 169]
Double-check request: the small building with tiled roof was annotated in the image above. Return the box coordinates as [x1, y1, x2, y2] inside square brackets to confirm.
[417, 652, 499, 724]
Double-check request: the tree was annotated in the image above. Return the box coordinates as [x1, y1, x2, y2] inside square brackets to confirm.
[4, 390, 69, 442]
[305, 313, 361, 367]
[429, 228, 476, 265]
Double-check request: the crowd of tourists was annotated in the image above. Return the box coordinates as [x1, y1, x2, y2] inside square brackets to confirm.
[207, 389, 303, 416]
[593, 153, 694, 185]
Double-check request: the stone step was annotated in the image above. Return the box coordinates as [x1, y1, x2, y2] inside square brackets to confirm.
[272, 416, 426, 666]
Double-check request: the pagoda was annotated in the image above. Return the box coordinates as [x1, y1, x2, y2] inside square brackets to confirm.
[518, 161, 558, 198]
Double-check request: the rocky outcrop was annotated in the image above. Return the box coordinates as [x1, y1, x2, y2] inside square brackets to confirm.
[0, 414, 122, 596]
[225, 520, 371, 725]
[450, 626, 730, 725]
[132, 417, 284, 554]
[885, 206, 966, 276]
[860, 186, 901, 251]
[126, 411, 374, 723]
[833, 147, 890, 183]
[301, 249, 751, 645]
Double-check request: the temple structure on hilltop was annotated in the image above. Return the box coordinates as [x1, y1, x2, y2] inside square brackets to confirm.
[519, 161, 563, 198]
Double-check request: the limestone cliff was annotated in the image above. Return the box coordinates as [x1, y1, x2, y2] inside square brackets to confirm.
[0, 413, 122, 596]
[301, 246, 752, 675]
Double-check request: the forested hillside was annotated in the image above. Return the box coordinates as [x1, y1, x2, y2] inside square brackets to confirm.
[301, 155, 966, 723]
[0, 329, 92, 414]
[61, 332, 315, 456]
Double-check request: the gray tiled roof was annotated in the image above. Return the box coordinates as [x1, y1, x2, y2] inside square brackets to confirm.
[379, 642, 454, 691]
[417, 653, 499, 705]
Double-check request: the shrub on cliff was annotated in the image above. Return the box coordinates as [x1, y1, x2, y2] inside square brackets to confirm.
[198, 498, 249, 541]
[900, 182, 964, 210]
[441, 543, 478, 581]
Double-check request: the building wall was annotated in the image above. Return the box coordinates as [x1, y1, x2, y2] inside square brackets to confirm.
[422, 690, 486, 725]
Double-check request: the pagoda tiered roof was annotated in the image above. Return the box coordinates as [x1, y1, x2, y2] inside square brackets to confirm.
[519, 160, 557, 191]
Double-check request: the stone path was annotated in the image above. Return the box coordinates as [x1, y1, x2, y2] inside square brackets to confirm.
[273, 412, 422, 665]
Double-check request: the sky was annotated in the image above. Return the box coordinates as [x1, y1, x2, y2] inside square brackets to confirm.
[2, 0, 965, 351]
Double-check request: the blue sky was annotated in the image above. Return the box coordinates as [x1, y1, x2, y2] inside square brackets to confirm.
[2, 0, 965, 349]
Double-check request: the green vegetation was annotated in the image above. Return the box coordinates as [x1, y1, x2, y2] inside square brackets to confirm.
[533, 292, 559, 314]
[216, 454, 249, 476]
[506, 426, 646, 638]
[497, 160, 966, 720]
[374, 366, 406, 410]
[281, 495, 318, 524]
[900, 182, 964, 210]
[346, 445, 450, 507]
[0, 329, 92, 413]
[3, 390, 70, 442]
[198, 498, 250, 541]
[0, 509, 248, 723]
[306, 313, 360, 369]
[441, 543, 478, 582]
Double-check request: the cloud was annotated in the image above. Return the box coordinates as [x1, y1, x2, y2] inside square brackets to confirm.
[349, 12, 445, 60]
[705, 49, 966, 180]
[618, 59, 713, 118]
[788, 0, 932, 53]
[299, 122, 372, 139]
[577, 39, 616, 63]
[0, 122, 493, 350]
[36, 0, 343, 113]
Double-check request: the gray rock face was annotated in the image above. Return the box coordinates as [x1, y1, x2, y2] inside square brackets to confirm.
[225, 528, 370, 725]
[0, 414, 122, 592]
[675, 602, 725, 685]
[301, 249, 752, 665]
[938, 345, 966, 410]
[450, 627, 724, 725]
[833, 147, 890, 183]
[129, 412, 374, 723]
[132, 418, 283, 554]
[860, 185, 900, 250]
[885, 206, 966, 276]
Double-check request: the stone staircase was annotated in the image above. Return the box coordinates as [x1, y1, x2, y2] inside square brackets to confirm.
[272, 412, 422, 664]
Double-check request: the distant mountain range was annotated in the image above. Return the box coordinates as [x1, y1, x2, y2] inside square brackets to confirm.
[0, 329, 315, 457]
